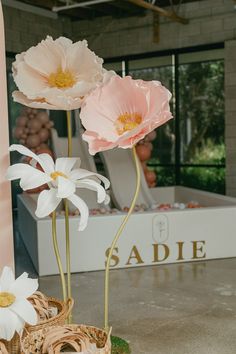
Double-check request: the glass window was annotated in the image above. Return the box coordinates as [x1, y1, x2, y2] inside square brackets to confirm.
[129, 56, 175, 181]
[178, 49, 225, 193]
[179, 51, 225, 165]
[180, 166, 225, 194]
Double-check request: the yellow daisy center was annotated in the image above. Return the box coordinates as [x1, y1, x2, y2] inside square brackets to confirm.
[48, 68, 76, 89]
[50, 171, 68, 180]
[115, 112, 142, 135]
[0, 292, 16, 307]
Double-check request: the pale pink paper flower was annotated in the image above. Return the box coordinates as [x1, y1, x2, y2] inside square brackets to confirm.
[80, 76, 173, 155]
[12, 36, 115, 111]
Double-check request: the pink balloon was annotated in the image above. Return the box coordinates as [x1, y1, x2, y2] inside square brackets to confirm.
[27, 118, 42, 133]
[36, 111, 49, 124]
[45, 122, 52, 129]
[14, 126, 24, 139]
[16, 116, 28, 127]
[39, 143, 50, 150]
[147, 130, 157, 142]
[145, 142, 153, 151]
[38, 128, 50, 142]
[136, 144, 151, 162]
[145, 170, 156, 184]
[26, 134, 41, 148]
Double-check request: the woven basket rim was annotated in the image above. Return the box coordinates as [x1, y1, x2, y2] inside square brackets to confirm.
[25, 297, 73, 332]
[21, 323, 111, 354]
[1, 297, 73, 354]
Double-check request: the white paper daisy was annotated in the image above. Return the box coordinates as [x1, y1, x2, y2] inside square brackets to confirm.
[0, 267, 38, 341]
[6, 144, 110, 231]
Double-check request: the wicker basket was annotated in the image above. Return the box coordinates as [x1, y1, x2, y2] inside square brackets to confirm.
[21, 324, 111, 354]
[3, 297, 73, 354]
[0, 340, 9, 354]
[25, 297, 74, 334]
[3, 332, 20, 354]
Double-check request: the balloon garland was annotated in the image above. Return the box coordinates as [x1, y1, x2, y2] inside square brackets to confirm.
[13, 108, 54, 193]
[136, 130, 157, 188]
[14, 108, 54, 153]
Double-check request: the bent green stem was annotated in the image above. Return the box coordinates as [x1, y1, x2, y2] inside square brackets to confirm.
[52, 211, 67, 302]
[104, 145, 141, 332]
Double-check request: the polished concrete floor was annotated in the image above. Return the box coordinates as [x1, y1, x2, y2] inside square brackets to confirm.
[15, 231, 236, 354]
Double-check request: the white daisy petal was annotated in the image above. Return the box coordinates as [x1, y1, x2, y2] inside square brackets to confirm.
[9, 144, 41, 165]
[57, 176, 76, 198]
[10, 274, 38, 299]
[13, 314, 25, 335]
[37, 153, 55, 174]
[70, 169, 110, 189]
[0, 308, 17, 341]
[7, 163, 38, 180]
[21, 170, 51, 190]
[67, 194, 89, 231]
[10, 299, 37, 326]
[0, 267, 39, 340]
[7, 164, 52, 190]
[0, 266, 14, 292]
[9, 144, 52, 173]
[104, 193, 110, 205]
[35, 189, 61, 218]
[76, 179, 107, 204]
[55, 157, 79, 174]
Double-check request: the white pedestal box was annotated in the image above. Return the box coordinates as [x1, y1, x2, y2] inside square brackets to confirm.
[17, 187, 236, 276]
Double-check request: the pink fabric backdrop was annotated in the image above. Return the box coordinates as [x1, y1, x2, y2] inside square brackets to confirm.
[0, 1, 14, 271]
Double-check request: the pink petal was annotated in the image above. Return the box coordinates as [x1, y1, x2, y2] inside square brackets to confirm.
[80, 76, 173, 154]
[80, 76, 148, 141]
[66, 39, 103, 78]
[13, 91, 58, 110]
[13, 61, 47, 98]
[44, 90, 83, 110]
[23, 36, 65, 76]
[82, 131, 117, 155]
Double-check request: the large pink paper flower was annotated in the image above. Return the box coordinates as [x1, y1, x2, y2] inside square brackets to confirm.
[12, 36, 115, 111]
[80, 76, 173, 155]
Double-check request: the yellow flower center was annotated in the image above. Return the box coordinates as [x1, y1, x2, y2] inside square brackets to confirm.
[115, 112, 142, 135]
[48, 68, 76, 89]
[0, 292, 16, 307]
[50, 171, 68, 180]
